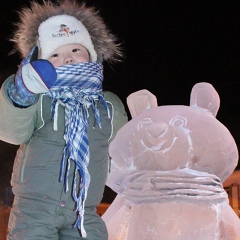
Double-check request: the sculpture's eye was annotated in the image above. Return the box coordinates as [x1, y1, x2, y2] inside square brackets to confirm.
[137, 118, 153, 130]
[169, 116, 187, 127]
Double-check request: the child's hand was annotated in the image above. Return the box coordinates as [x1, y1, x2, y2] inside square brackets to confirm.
[8, 47, 57, 107]
[21, 59, 57, 93]
[18, 46, 57, 94]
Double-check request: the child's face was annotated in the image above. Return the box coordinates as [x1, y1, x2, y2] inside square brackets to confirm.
[48, 44, 90, 67]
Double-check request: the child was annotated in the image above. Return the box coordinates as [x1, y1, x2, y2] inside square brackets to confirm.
[0, 0, 128, 239]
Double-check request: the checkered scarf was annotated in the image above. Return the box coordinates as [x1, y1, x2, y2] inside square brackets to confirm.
[46, 62, 109, 237]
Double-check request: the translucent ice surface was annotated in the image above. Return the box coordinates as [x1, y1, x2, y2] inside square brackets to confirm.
[102, 83, 240, 240]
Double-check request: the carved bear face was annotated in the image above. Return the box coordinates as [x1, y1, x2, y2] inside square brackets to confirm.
[109, 83, 238, 183]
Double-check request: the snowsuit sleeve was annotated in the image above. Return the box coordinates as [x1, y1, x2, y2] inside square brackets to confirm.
[103, 91, 128, 142]
[0, 75, 41, 145]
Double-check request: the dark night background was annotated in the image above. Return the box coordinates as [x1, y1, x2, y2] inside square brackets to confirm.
[0, 0, 240, 202]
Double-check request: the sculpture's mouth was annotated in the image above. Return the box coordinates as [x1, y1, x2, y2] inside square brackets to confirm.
[139, 124, 177, 152]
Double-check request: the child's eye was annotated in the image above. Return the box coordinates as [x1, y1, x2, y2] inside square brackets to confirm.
[72, 48, 80, 53]
[51, 53, 59, 58]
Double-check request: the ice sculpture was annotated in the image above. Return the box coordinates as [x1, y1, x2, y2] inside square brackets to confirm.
[102, 82, 240, 240]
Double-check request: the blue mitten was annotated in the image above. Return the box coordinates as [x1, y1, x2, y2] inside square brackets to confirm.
[8, 46, 57, 107]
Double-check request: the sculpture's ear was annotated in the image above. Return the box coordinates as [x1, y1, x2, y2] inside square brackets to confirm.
[190, 82, 220, 117]
[127, 89, 158, 118]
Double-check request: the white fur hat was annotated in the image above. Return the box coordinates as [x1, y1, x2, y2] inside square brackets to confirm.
[38, 14, 97, 62]
[12, 0, 122, 63]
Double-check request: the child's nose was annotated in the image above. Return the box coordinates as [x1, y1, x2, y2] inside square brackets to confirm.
[64, 56, 74, 64]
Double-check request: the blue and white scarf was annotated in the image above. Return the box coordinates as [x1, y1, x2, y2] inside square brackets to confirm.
[46, 62, 110, 237]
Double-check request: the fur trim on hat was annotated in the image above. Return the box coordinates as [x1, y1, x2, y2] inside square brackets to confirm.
[11, 0, 122, 63]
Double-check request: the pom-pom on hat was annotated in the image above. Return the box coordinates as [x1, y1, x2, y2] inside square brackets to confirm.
[38, 14, 97, 61]
[11, 0, 122, 63]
